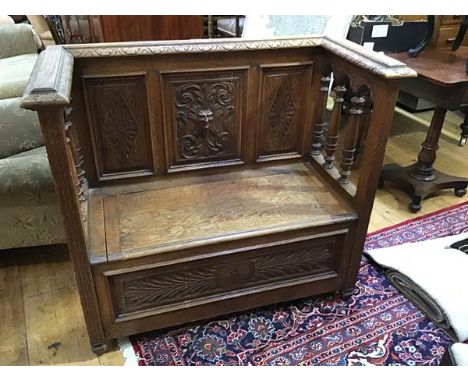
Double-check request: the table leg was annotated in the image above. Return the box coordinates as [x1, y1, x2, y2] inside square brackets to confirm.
[411, 107, 446, 181]
[459, 110, 468, 146]
[380, 106, 468, 212]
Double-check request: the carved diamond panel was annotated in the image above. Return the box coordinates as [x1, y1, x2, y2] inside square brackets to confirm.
[258, 64, 313, 161]
[162, 69, 246, 172]
[110, 234, 342, 316]
[83, 75, 154, 179]
[268, 81, 297, 147]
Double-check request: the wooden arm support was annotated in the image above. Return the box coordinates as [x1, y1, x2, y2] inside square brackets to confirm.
[21, 46, 73, 110]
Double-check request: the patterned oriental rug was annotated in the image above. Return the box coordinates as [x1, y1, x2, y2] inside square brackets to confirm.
[126, 201, 468, 366]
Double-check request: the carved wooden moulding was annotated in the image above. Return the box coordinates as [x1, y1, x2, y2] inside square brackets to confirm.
[82, 75, 154, 179]
[162, 68, 247, 172]
[109, 234, 343, 318]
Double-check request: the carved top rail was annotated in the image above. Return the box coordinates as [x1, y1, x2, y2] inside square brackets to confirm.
[21, 36, 416, 112]
[60, 36, 416, 79]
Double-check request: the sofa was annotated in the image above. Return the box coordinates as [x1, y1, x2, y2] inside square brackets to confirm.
[0, 17, 65, 250]
[26, 16, 56, 47]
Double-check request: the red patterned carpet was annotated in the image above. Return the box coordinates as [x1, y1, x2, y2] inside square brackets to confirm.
[128, 201, 468, 365]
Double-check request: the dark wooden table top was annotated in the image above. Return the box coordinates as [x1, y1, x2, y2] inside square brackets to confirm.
[390, 46, 468, 87]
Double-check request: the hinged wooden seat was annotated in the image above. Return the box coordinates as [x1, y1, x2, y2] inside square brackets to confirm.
[22, 36, 416, 354]
[88, 162, 357, 263]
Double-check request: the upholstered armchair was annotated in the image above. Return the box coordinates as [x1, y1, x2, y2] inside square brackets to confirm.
[0, 18, 65, 250]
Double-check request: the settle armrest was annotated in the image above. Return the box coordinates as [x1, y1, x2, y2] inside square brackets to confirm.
[321, 36, 418, 80]
[21, 45, 74, 110]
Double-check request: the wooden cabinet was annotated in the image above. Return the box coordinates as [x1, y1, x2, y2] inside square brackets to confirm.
[98, 16, 203, 42]
[47, 15, 203, 43]
[394, 15, 468, 48]
[434, 16, 468, 48]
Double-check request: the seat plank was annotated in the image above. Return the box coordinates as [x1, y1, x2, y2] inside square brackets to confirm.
[90, 162, 356, 262]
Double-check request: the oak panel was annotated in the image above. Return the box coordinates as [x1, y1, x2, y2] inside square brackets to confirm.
[161, 68, 248, 172]
[108, 233, 344, 318]
[82, 75, 154, 180]
[96, 162, 355, 259]
[257, 63, 314, 161]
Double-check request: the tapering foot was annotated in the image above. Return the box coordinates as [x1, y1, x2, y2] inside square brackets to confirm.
[92, 339, 118, 355]
[455, 187, 467, 197]
[409, 195, 422, 213]
[339, 288, 355, 300]
[91, 343, 107, 356]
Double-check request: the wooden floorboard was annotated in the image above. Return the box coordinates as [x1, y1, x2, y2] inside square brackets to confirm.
[0, 108, 466, 365]
[19, 247, 101, 365]
[0, 255, 28, 365]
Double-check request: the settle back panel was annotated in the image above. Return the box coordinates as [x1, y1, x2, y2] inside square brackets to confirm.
[71, 49, 317, 185]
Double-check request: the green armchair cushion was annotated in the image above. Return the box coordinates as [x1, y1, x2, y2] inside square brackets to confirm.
[0, 54, 38, 100]
[0, 146, 66, 250]
[0, 146, 54, 193]
[0, 97, 43, 159]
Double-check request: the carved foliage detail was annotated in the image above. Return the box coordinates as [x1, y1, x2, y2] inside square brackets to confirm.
[174, 81, 236, 161]
[267, 80, 296, 147]
[115, 238, 337, 314]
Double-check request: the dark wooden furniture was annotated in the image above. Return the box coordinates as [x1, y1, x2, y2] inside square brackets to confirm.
[99, 16, 203, 42]
[206, 16, 244, 38]
[380, 47, 468, 212]
[435, 15, 468, 49]
[21, 36, 414, 354]
[45, 16, 203, 44]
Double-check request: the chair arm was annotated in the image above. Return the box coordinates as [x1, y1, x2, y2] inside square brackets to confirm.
[321, 36, 418, 80]
[0, 24, 39, 59]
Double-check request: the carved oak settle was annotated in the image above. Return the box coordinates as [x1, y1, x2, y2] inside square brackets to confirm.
[21, 36, 416, 354]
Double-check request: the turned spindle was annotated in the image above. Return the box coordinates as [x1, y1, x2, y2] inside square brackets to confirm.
[311, 74, 331, 155]
[64, 107, 88, 205]
[323, 84, 346, 169]
[355, 94, 372, 156]
[338, 96, 365, 184]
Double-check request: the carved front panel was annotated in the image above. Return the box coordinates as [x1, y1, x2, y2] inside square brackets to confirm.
[109, 234, 343, 317]
[257, 64, 313, 161]
[83, 75, 154, 179]
[162, 69, 246, 172]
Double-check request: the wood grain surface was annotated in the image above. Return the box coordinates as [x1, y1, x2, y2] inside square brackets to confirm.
[91, 162, 355, 260]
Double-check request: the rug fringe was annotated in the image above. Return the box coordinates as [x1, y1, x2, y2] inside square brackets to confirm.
[118, 337, 141, 366]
